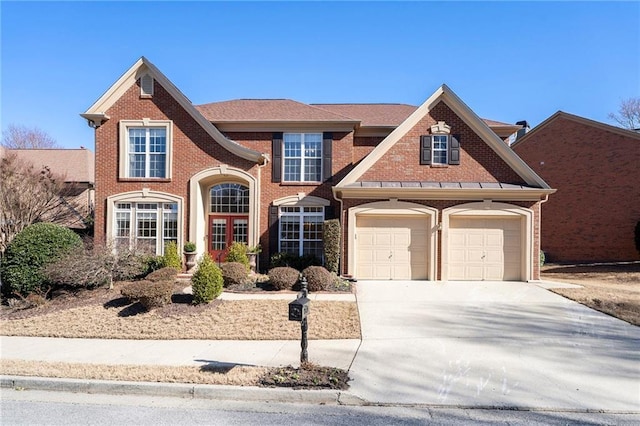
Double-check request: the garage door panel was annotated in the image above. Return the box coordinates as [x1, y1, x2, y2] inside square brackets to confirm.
[356, 215, 430, 280]
[449, 217, 522, 281]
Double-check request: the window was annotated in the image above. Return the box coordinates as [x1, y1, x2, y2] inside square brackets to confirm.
[283, 133, 322, 182]
[114, 202, 178, 255]
[432, 135, 448, 165]
[119, 120, 172, 179]
[279, 206, 324, 259]
[210, 183, 249, 213]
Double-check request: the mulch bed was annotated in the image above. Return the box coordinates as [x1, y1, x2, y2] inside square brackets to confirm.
[261, 362, 350, 390]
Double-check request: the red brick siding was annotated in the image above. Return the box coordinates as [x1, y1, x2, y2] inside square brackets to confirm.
[514, 117, 640, 262]
[360, 102, 526, 184]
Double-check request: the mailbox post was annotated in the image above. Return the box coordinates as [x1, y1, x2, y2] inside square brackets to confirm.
[288, 276, 310, 363]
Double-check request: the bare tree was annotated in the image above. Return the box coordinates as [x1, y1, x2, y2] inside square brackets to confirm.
[0, 153, 75, 255]
[608, 97, 640, 130]
[1, 124, 60, 149]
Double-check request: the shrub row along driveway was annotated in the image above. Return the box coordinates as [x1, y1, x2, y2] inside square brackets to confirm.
[349, 280, 639, 410]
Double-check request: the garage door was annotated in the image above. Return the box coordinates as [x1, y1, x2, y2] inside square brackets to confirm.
[449, 217, 522, 281]
[356, 216, 429, 280]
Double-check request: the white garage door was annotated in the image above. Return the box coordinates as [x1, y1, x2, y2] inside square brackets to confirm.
[449, 217, 522, 281]
[356, 216, 429, 280]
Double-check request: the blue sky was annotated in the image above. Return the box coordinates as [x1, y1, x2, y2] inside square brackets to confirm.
[2, 1, 639, 150]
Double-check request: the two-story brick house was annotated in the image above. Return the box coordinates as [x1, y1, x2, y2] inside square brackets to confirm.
[82, 57, 553, 281]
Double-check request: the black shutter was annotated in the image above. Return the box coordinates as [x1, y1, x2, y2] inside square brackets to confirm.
[324, 205, 335, 220]
[449, 135, 460, 165]
[272, 132, 283, 182]
[420, 135, 432, 165]
[269, 205, 279, 258]
[323, 132, 333, 182]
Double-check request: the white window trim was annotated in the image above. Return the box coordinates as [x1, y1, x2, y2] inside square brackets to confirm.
[283, 132, 323, 183]
[278, 205, 325, 257]
[119, 119, 173, 179]
[106, 190, 183, 255]
[432, 134, 449, 165]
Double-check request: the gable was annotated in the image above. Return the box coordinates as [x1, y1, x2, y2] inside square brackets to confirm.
[358, 101, 524, 184]
[81, 57, 266, 164]
[337, 84, 550, 190]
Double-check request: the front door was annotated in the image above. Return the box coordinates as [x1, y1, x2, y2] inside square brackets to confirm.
[208, 215, 249, 263]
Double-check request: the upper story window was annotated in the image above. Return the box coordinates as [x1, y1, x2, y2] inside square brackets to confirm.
[432, 135, 448, 165]
[129, 128, 166, 178]
[283, 133, 322, 182]
[119, 120, 173, 180]
[420, 121, 460, 166]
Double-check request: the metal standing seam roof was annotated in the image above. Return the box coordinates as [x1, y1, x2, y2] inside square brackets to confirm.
[345, 182, 537, 190]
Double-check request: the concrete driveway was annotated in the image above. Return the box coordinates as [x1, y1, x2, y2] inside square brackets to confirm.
[348, 280, 640, 410]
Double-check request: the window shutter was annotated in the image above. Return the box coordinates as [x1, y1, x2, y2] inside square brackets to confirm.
[324, 205, 335, 220]
[323, 132, 333, 182]
[272, 132, 283, 182]
[420, 135, 432, 165]
[269, 205, 279, 257]
[449, 135, 460, 165]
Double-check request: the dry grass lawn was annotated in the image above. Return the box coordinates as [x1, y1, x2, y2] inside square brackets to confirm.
[1, 298, 361, 340]
[1, 359, 267, 386]
[542, 262, 640, 326]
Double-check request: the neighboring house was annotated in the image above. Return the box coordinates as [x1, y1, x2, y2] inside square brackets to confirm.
[3, 147, 95, 230]
[513, 112, 640, 263]
[81, 57, 553, 281]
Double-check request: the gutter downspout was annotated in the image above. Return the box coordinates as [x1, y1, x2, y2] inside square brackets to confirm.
[535, 193, 551, 281]
[332, 188, 345, 278]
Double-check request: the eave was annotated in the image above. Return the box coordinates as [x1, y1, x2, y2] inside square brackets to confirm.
[333, 186, 555, 201]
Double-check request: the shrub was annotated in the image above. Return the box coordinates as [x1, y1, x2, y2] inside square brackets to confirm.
[140, 255, 165, 277]
[225, 242, 249, 269]
[191, 254, 223, 304]
[184, 241, 197, 253]
[162, 241, 182, 270]
[302, 266, 332, 292]
[146, 267, 178, 283]
[1, 223, 83, 296]
[270, 252, 321, 271]
[323, 219, 341, 274]
[121, 280, 174, 310]
[220, 262, 249, 287]
[268, 266, 300, 291]
[540, 250, 546, 267]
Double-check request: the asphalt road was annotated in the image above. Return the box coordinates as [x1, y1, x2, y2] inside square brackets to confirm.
[2, 389, 638, 425]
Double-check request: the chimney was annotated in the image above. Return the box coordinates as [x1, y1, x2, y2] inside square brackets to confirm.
[515, 120, 530, 141]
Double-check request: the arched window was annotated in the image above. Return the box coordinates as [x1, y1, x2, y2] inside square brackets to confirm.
[209, 183, 249, 214]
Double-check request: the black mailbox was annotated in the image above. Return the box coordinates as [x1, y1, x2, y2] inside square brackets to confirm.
[288, 295, 309, 321]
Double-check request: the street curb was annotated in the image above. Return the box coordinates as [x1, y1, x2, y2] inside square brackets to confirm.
[1, 375, 366, 405]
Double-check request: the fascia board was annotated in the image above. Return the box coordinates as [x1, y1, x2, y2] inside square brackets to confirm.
[214, 121, 357, 132]
[438, 85, 551, 189]
[333, 186, 556, 201]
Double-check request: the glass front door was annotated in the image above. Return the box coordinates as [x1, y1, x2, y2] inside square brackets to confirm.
[208, 215, 248, 263]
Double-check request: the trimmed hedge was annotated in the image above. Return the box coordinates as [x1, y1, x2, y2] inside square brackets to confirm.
[1, 223, 83, 296]
[302, 266, 332, 292]
[268, 266, 300, 291]
[323, 219, 340, 274]
[270, 252, 321, 271]
[145, 267, 178, 283]
[191, 254, 223, 304]
[220, 262, 248, 287]
[121, 280, 174, 310]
